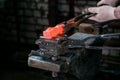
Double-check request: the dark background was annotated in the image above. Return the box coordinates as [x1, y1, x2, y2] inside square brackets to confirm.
[0, 0, 119, 80]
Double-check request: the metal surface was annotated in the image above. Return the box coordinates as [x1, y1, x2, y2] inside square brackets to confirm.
[28, 56, 61, 72]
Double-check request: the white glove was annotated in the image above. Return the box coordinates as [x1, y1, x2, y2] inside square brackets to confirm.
[97, 0, 118, 6]
[88, 6, 117, 22]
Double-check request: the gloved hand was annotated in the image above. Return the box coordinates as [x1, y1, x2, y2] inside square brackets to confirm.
[87, 6, 117, 22]
[97, 0, 118, 6]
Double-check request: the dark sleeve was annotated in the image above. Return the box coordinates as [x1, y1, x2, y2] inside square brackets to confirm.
[116, 0, 120, 6]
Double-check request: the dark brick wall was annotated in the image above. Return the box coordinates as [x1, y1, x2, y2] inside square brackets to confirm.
[0, 0, 49, 44]
[0, 0, 97, 45]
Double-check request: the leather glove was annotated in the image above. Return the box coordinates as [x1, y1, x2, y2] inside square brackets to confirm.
[97, 0, 118, 6]
[87, 6, 117, 22]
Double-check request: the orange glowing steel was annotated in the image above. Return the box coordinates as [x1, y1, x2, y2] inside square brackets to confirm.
[43, 23, 65, 39]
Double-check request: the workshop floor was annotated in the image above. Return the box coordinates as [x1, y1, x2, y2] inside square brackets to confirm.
[0, 61, 53, 80]
[0, 42, 119, 80]
[0, 62, 120, 80]
[0, 55, 120, 80]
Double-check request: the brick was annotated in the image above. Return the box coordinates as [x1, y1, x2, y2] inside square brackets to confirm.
[33, 10, 40, 17]
[25, 32, 37, 38]
[24, 10, 33, 16]
[37, 3, 48, 10]
[37, 18, 48, 25]
[31, 3, 37, 10]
